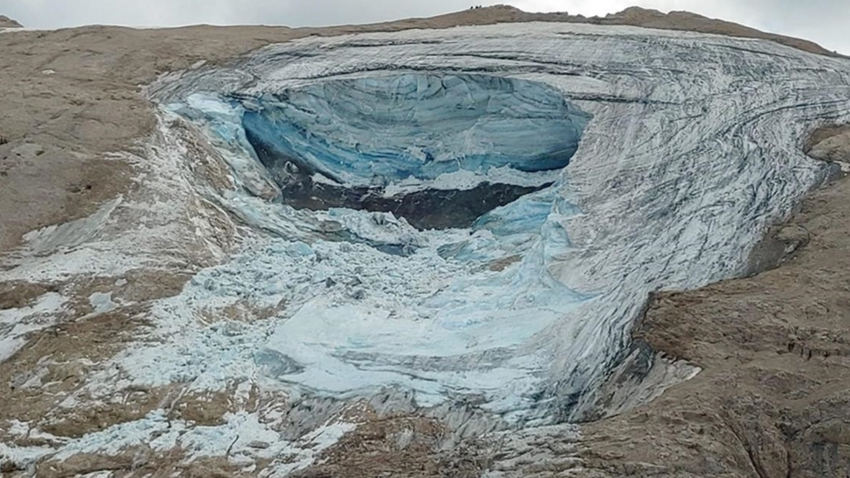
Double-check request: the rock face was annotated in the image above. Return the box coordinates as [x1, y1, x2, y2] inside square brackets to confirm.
[807, 124, 850, 167]
[2, 6, 850, 478]
[0, 15, 22, 28]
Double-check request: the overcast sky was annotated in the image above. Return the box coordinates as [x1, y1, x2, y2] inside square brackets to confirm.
[1, 0, 847, 54]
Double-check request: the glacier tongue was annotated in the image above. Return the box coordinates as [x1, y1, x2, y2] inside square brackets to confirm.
[134, 22, 850, 425]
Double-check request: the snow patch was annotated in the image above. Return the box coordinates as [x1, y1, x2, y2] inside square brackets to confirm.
[0, 292, 67, 363]
[4, 408, 354, 476]
[88, 292, 118, 315]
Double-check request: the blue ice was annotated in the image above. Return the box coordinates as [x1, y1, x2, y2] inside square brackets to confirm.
[167, 73, 593, 415]
[237, 74, 590, 187]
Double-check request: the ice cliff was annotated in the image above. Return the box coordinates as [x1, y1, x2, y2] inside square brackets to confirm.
[135, 22, 850, 427]
[239, 73, 589, 229]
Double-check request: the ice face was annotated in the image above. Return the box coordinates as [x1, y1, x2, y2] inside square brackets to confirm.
[139, 22, 850, 425]
[242, 74, 588, 184]
[158, 73, 593, 415]
[238, 73, 590, 229]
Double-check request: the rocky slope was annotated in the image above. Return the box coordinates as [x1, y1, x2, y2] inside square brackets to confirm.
[2, 6, 850, 477]
[0, 15, 21, 28]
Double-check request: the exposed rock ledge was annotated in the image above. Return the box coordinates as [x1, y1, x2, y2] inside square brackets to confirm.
[806, 124, 850, 168]
[0, 15, 22, 28]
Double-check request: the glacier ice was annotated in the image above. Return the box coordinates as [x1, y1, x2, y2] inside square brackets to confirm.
[209, 74, 589, 229]
[240, 74, 588, 184]
[133, 22, 850, 425]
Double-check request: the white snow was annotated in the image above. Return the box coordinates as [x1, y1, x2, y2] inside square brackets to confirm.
[0, 292, 67, 362]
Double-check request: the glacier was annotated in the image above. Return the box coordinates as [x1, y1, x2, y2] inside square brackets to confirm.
[240, 74, 589, 229]
[128, 21, 850, 427]
[183, 74, 590, 230]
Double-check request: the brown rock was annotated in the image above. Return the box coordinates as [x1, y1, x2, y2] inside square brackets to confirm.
[0, 15, 22, 28]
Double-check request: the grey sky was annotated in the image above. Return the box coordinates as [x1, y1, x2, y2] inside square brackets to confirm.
[1, 0, 847, 54]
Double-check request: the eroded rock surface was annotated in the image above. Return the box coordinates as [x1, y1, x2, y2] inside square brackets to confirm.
[0, 16, 21, 28]
[807, 124, 850, 169]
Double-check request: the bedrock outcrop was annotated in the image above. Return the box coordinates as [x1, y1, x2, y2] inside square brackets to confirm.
[0, 16, 21, 28]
